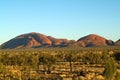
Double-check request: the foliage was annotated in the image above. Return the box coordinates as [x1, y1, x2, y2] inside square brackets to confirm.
[113, 52, 120, 61]
[0, 47, 120, 79]
[39, 53, 58, 73]
[0, 62, 4, 73]
[65, 51, 78, 73]
[103, 57, 117, 80]
[82, 53, 103, 64]
[114, 71, 120, 80]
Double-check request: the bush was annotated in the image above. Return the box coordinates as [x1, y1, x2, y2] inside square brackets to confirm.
[113, 52, 120, 61]
[103, 57, 117, 80]
[0, 62, 4, 73]
[114, 71, 120, 80]
[83, 53, 102, 64]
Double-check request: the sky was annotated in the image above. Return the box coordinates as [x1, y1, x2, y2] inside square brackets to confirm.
[0, 0, 120, 45]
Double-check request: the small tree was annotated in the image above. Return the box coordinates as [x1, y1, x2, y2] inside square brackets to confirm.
[103, 57, 117, 80]
[39, 54, 57, 74]
[0, 62, 4, 74]
[65, 52, 78, 73]
[31, 55, 39, 70]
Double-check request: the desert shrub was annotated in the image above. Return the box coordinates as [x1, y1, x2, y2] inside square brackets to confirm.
[0, 62, 4, 73]
[114, 71, 120, 80]
[39, 54, 58, 74]
[113, 52, 120, 61]
[82, 53, 102, 64]
[65, 53, 78, 73]
[103, 57, 117, 80]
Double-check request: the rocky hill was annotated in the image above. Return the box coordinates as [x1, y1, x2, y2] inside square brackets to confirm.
[0, 33, 116, 49]
[115, 39, 120, 45]
[0, 32, 69, 49]
[77, 34, 114, 47]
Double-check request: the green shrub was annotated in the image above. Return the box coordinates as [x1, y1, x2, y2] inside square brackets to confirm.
[114, 71, 120, 80]
[0, 62, 4, 73]
[103, 57, 117, 80]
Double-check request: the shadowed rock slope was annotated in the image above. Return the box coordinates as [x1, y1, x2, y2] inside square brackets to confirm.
[115, 39, 120, 46]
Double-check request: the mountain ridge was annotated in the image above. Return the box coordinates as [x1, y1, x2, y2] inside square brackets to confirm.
[0, 32, 119, 49]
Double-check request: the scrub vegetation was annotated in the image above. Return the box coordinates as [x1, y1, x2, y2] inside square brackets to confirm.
[0, 47, 120, 80]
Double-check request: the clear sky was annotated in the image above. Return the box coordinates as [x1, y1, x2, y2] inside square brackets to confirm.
[0, 0, 120, 45]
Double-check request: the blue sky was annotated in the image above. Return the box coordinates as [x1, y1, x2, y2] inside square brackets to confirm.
[0, 0, 120, 44]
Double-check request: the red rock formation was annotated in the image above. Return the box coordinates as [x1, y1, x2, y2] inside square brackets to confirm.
[0, 32, 69, 49]
[77, 34, 114, 47]
[115, 39, 120, 45]
[0, 33, 115, 49]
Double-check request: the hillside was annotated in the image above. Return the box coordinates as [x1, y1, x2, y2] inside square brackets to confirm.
[0, 32, 69, 49]
[0, 32, 118, 49]
[77, 34, 114, 47]
[115, 39, 120, 45]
